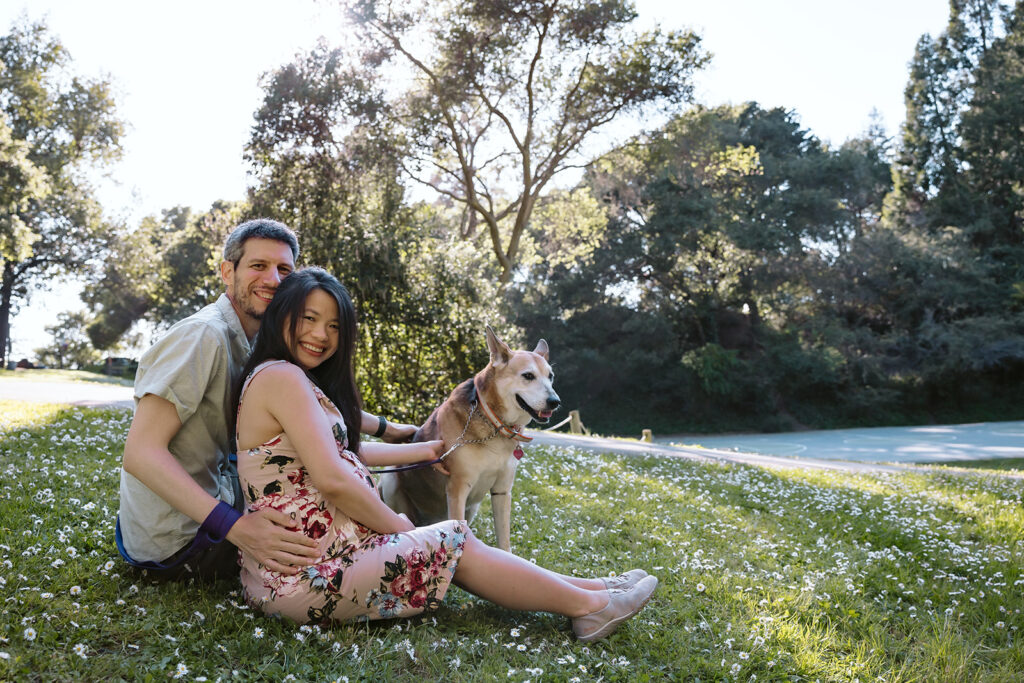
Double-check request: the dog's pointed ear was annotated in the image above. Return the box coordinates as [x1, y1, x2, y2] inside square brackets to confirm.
[485, 325, 513, 367]
[533, 339, 549, 360]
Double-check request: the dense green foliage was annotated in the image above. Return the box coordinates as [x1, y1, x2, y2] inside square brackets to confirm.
[513, 103, 892, 433]
[2, 403, 1022, 680]
[0, 19, 123, 368]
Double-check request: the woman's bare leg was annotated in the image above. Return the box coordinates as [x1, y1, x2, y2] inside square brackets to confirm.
[551, 573, 606, 591]
[452, 532, 608, 617]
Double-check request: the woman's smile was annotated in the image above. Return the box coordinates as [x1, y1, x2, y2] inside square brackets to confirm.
[299, 342, 326, 355]
[288, 289, 340, 369]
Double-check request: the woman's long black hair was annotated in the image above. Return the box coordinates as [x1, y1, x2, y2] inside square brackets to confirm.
[234, 266, 362, 455]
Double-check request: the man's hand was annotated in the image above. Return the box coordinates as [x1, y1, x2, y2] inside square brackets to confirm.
[227, 508, 321, 575]
[382, 421, 418, 443]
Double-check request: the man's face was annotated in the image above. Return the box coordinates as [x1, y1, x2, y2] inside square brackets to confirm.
[220, 237, 296, 326]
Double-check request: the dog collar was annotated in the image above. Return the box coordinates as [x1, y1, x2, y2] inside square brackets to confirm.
[473, 377, 533, 444]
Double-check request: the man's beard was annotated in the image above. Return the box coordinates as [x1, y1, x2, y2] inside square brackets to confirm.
[234, 277, 271, 321]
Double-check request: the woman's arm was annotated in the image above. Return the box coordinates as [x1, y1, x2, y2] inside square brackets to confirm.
[359, 440, 444, 467]
[247, 365, 414, 534]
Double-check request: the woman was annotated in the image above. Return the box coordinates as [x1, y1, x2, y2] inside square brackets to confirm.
[234, 267, 657, 641]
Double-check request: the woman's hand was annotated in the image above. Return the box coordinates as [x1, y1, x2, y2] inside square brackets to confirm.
[395, 513, 416, 532]
[420, 439, 450, 475]
[360, 438, 447, 472]
[421, 439, 445, 459]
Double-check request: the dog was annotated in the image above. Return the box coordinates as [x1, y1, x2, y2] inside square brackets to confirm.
[379, 326, 560, 552]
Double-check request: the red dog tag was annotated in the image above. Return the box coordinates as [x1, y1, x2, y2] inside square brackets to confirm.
[513, 446, 525, 460]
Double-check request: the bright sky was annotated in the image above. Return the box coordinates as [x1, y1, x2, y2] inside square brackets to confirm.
[2, 0, 951, 359]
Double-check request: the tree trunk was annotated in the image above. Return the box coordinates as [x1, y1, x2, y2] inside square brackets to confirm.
[0, 262, 15, 369]
[744, 296, 761, 330]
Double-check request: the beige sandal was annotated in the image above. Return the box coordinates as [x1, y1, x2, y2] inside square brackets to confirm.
[572, 575, 658, 642]
[600, 568, 649, 591]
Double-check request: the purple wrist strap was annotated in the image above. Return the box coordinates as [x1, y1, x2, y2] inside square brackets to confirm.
[115, 501, 242, 571]
[199, 501, 243, 543]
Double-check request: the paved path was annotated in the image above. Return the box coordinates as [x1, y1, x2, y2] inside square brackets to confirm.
[662, 421, 1024, 464]
[524, 429, 1024, 479]
[0, 378, 134, 409]
[525, 430, 919, 475]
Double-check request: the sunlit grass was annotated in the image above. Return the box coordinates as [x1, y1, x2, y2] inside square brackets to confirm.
[0, 368, 133, 386]
[1, 407, 1021, 680]
[921, 457, 1024, 473]
[0, 399, 68, 431]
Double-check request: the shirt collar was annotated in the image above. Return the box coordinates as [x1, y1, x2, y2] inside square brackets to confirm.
[216, 293, 252, 351]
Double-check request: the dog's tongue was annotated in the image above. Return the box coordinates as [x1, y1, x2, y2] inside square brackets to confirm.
[539, 410, 553, 419]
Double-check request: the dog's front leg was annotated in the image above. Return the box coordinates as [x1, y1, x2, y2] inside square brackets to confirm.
[491, 465, 516, 552]
[490, 489, 513, 552]
[446, 477, 472, 523]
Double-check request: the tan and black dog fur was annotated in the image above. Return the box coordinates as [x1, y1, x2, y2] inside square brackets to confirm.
[379, 326, 559, 552]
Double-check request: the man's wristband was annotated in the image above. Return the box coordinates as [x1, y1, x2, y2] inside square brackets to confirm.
[199, 501, 242, 543]
[373, 415, 388, 438]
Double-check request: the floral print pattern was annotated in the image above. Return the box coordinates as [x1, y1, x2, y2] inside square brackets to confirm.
[236, 360, 466, 624]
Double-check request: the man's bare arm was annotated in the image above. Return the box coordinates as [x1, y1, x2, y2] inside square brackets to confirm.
[360, 410, 418, 443]
[122, 394, 320, 574]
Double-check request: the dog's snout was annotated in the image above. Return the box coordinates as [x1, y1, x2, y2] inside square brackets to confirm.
[546, 395, 561, 410]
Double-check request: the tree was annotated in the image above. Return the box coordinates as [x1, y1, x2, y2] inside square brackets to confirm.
[0, 114, 50, 263]
[34, 310, 99, 369]
[84, 202, 239, 349]
[569, 104, 891, 339]
[888, 0, 1005, 234]
[958, 1, 1024, 254]
[329, 0, 709, 284]
[248, 55, 500, 421]
[513, 103, 895, 432]
[0, 19, 123, 367]
[248, 40, 524, 421]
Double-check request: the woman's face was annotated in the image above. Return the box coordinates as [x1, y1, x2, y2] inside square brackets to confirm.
[285, 288, 340, 370]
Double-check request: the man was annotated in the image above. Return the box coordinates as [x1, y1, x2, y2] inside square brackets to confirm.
[118, 218, 414, 580]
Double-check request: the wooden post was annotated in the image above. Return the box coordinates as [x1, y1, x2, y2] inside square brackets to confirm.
[569, 410, 585, 435]
[641, 429, 653, 442]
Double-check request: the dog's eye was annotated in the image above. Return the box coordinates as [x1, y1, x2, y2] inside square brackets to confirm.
[522, 372, 536, 381]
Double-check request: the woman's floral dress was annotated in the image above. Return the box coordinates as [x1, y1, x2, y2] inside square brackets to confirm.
[236, 360, 467, 625]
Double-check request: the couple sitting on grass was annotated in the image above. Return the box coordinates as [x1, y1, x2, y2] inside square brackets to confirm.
[117, 219, 656, 642]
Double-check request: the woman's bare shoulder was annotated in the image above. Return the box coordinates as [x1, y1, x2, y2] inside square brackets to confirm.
[247, 361, 311, 395]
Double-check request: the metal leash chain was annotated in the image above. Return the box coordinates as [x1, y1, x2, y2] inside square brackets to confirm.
[368, 401, 497, 474]
[439, 401, 498, 461]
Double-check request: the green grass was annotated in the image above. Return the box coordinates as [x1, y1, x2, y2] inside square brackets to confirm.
[1, 400, 1022, 681]
[0, 368, 133, 387]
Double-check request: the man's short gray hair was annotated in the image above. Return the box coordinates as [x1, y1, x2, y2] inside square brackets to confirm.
[222, 219, 299, 265]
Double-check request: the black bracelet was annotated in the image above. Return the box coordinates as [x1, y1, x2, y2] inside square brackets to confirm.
[373, 415, 388, 438]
